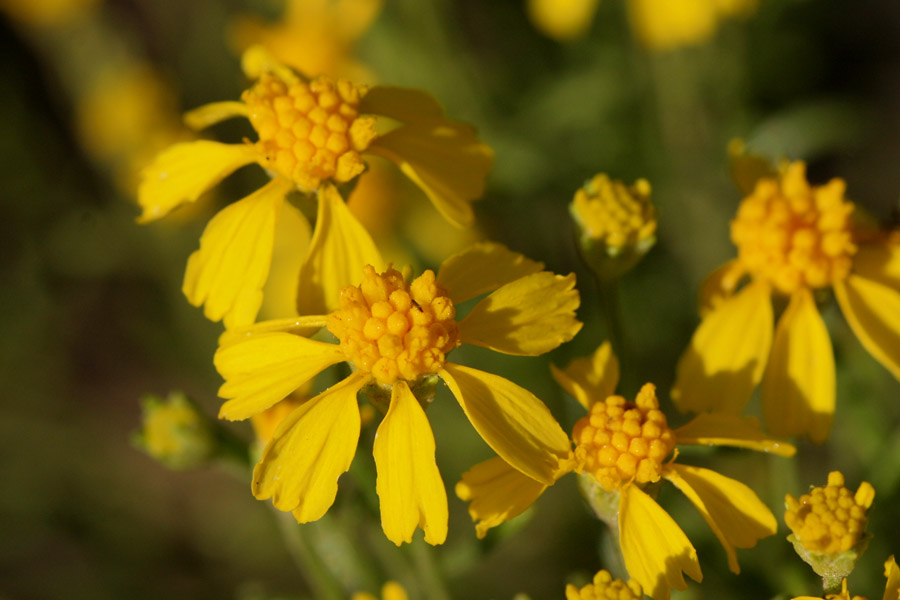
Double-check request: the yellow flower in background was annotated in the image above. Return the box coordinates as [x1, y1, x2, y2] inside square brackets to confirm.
[792, 556, 900, 600]
[457, 342, 794, 600]
[230, 0, 381, 81]
[570, 173, 656, 280]
[138, 47, 493, 328]
[76, 64, 188, 195]
[566, 569, 643, 600]
[214, 242, 581, 546]
[352, 581, 408, 600]
[0, 0, 97, 27]
[526, 0, 601, 41]
[673, 147, 900, 443]
[627, 0, 758, 51]
[133, 391, 215, 470]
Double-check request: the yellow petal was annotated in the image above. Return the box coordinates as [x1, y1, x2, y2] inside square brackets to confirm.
[241, 45, 300, 85]
[440, 363, 570, 485]
[297, 184, 384, 316]
[359, 86, 445, 126]
[373, 381, 448, 546]
[698, 260, 747, 316]
[259, 202, 313, 321]
[252, 371, 367, 516]
[215, 332, 345, 420]
[619, 484, 702, 600]
[673, 413, 795, 457]
[138, 141, 258, 223]
[550, 341, 619, 410]
[664, 464, 777, 575]
[182, 178, 292, 328]
[884, 555, 900, 600]
[183, 101, 249, 130]
[436, 242, 544, 304]
[835, 274, 900, 380]
[367, 122, 493, 228]
[459, 271, 582, 356]
[672, 281, 773, 414]
[217, 315, 328, 347]
[761, 290, 835, 444]
[455, 456, 550, 539]
[854, 238, 900, 290]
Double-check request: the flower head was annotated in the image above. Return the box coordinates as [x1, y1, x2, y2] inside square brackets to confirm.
[566, 569, 643, 600]
[214, 242, 580, 545]
[457, 342, 794, 600]
[138, 47, 492, 327]
[352, 581, 408, 600]
[627, 0, 758, 51]
[133, 391, 215, 469]
[786, 472, 875, 583]
[673, 147, 900, 443]
[570, 174, 656, 280]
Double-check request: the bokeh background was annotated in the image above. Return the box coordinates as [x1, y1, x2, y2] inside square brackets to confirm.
[2, 0, 900, 598]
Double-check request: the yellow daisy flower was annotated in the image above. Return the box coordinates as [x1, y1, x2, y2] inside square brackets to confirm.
[457, 342, 795, 600]
[792, 556, 900, 600]
[628, 0, 758, 51]
[138, 47, 493, 328]
[672, 148, 900, 443]
[214, 242, 581, 545]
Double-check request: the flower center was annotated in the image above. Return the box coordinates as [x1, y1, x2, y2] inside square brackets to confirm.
[731, 161, 856, 295]
[327, 266, 459, 386]
[571, 174, 656, 255]
[785, 471, 875, 554]
[566, 569, 643, 600]
[572, 383, 675, 491]
[243, 73, 377, 191]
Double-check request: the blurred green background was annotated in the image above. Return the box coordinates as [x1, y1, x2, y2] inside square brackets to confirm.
[2, 0, 900, 598]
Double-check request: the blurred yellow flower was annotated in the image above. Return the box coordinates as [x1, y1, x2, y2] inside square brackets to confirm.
[138, 47, 493, 328]
[792, 556, 900, 600]
[352, 581, 408, 600]
[457, 342, 794, 600]
[566, 569, 643, 600]
[526, 0, 601, 41]
[673, 149, 900, 443]
[214, 242, 581, 546]
[0, 0, 97, 27]
[134, 391, 215, 470]
[230, 0, 381, 81]
[628, 0, 758, 51]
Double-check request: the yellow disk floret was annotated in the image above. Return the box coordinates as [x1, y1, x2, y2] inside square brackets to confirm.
[565, 569, 643, 600]
[572, 383, 675, 491]
[243, 73, 376, 190]
[731, 161, 856, 295]
[571, 174, 656, 255]
[785, 471, 875, 554]
[327, 265, 459, 386]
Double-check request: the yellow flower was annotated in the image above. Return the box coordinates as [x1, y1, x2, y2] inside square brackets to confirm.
[0, 0, 97, 27]
[214, 242, 581, 546]
[134, 391, 215, 469]
[785, 471, 875, 583]
[526, 0, 601, 41]
[229, 0, 381, 82]
[352, 581, 408, 600]
[570, 173, 657, 280]
[566, 569, 643, 600]
[627, 0, 758, 51]
[457, 342, 794, 600]
[673, 149, 900, 443]
[138, 47, 493, 328]
[791, 556, 900, 600]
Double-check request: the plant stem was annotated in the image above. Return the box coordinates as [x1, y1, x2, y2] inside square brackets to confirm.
[272, 509, 345, 600]
[596, 277, 626, 373]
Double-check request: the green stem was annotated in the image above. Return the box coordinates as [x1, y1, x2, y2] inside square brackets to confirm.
[596, 277, 627, 372]
[408, 541, 452, 600]
[822, 574, 843, 595]
[272, 510, 345, 600]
